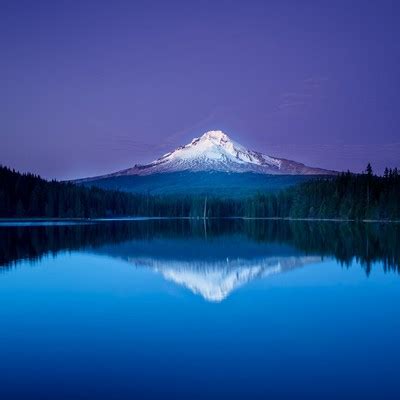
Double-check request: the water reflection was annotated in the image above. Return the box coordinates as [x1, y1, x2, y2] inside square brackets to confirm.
[98, 238, 323, 301]
[137, 255, 322, 301]
[0, 219, 399, 301]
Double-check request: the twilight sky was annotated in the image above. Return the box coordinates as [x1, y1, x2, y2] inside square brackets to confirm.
[1, 0, 399, 179]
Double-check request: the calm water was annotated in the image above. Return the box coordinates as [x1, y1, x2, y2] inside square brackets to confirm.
[0, 219, 399, 399]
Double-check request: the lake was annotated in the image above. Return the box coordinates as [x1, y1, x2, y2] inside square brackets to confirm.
[0, 219, 399, 399]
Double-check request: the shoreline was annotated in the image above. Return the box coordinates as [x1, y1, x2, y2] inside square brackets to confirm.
[0, 217, 399, 224]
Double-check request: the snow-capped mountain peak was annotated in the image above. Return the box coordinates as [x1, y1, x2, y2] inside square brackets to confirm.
[130, 130, 334, 175]
[157, 130, 278, 169]
[78, 130, 336, 181]
[200, 129, 229, 141]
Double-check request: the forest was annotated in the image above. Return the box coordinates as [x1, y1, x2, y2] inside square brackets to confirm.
[0, 164, 399, 220]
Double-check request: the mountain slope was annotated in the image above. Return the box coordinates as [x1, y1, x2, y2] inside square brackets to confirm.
[75, 130, 336, 196]
[79, 130, 336, 180]
[77, 171, 316, 197]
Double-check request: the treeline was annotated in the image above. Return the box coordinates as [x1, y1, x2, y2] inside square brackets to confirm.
[0, 164, 399, 220]
[241, 165, 400, 220]
[0, 165, 210, 218]
[0, 165, 145, 218]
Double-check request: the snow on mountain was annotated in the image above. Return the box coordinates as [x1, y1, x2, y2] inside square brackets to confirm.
[155, 130, 282, 171]
[83, 130, 335, 180]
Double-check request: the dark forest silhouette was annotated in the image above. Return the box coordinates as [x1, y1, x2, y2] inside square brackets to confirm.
[0, 164, 399, 220]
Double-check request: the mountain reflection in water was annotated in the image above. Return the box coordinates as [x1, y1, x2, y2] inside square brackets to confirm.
[0, 219, 399, 301]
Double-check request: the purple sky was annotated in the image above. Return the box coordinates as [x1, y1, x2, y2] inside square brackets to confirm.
[1, 0, 399, 179]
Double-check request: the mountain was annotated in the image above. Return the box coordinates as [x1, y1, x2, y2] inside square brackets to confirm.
[75, 130, 336, 196]
[82, 130, 335, 179]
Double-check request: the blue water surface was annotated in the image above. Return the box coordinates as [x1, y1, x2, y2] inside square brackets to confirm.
[0, 220, 399, 399]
